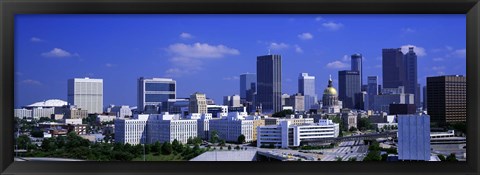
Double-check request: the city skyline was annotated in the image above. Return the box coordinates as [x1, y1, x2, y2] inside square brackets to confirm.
[15, 14, 466, 108]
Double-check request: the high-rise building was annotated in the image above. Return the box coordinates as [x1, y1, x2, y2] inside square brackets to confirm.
[427, 75, 466, 125]
[68, 77, 103, 114]
[338, 70, 361, 109]
[256, 54, 282, 114]
[285, 93, 305, 113]
[355, 91, 368, 111]
[422, 86, 427, 110]
[223, 95, 241, 107]
[397, 114, 431, 161]
[189, 92, 207, 114]
[367, 76, 378, 110]
[351, 54, 363, 84]
[298, 73, 317, 111]
[137, 77, 176, 113]
[404, 47, 419, 108]
[240, 73, 256, 101]
[382, 48, 406, 89]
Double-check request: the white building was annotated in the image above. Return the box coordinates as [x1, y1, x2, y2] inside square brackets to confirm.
[209, 112, 254, 143]
[207, 105, 228, 118]
[64, 118, 83, 125]
[257, 119, 339, 148]
[186, 113, 213, 140]
[397, 114, 430, 161]
[97, 114, 117, 123]
[114, 114, 149, 145]
[189, 92, 207, 114]
[137, 77, 176, 113]
[147, 113, 197, 144]
[107, 105, 132, 118]
[32, 107, 55, 119]
[68, 78, 103, 114]
[14, 109, 32, 119]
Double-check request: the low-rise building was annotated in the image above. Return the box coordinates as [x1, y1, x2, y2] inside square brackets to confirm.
[209, 112, 254, 143]
[147, 113, 197, 144]
[397, 114, 430, 161]
[14, 109, 32, 119]
[114, 114, 148, 145]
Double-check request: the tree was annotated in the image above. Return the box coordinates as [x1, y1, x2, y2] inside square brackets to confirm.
[438, 154, 446, 161]
[272, 110, 294, 118]
[237, 134, 246, 144]
[220, 139, 226, 146]
[349, 127, 358, 132]
[228, 145, 232, 150]
[363, 150, 382, 161]
[172, 139, 183, 153]
[348, 157, 357, 161]
[358, 118, 372, 131]
[210, 130, 220, 144]
[446, 153, 458, 161]
[38, 117, 53, 123]
[151, 141, 161, 153]
[235, 145, 240, 150]
[30, 130, 44, 138]
[161, 142, 173, 155]
[335, 157, 343, 161]
[17, 135, 32, 150]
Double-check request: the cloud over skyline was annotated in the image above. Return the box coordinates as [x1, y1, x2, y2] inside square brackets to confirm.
[41, 48, 74, 58]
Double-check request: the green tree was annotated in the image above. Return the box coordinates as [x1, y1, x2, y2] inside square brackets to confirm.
[16, 135, 32, 150]
[349, 127, 358, 132]
[30, 130, 44, 138]
[358, 118, 372, 131]
[272, 110, 294, 118]
[220, 139, 226, 146]
[335, 157, 343, 161]
[161, 142, 173, 155]
[237, 134, 246, 144]
[210, 130, 219, 144]
[363, 150, 382, 161]
[152, 141, 162, 153]
[235, 145, 240, 150]
[228, 145, 232, 150]
[446, 153, 458, 161]
[438, 154, 446, 161]
[348, 157, 357, 161]
[172, 139, 183, 153]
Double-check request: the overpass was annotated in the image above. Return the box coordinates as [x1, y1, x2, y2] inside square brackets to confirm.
[300, 131, 398, 146]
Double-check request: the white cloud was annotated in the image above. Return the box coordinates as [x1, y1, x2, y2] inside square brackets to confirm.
[297, 33, 313, 40]
[315, 17, 323, 21]
[41, 48, 73, 58]
[432, 57, 444, 61]
[105, 63, 116, 68]
[400, 45, 427, 57]
[453, 49, 466, 58]
[341, 55, 349, 62]
[223, 76, 240, 81]
[401, 28, 415, 33]
[180, 32, 193, 39]
[165, 42, 240, 77]
[269, 42, 289, 50]
[294, 45, 303, 53]
[21, 79, 41, 85]
[322, 22, 343, 31]
[30, 37, 43, 42]
[432, 66, 446, 71]
[326, 61, 349, 69]
[437, 71, 446, 75]
[445, 46, 454, 51]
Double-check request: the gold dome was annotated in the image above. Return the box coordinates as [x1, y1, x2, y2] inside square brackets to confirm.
[323, 87, 337, 95]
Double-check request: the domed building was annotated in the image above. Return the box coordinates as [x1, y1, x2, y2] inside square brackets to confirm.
[322, 76, 341, 113]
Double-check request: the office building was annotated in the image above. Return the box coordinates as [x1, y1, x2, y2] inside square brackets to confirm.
[207, 105, 229, 118]
[351, 54, 363, 84]
[427, 75, 466, 124]
[285, 93, 305, 113]
[240, 73, 257, 101]
[186, 113, 213, 140]
[404, 47, 419, 108]
[54, 105, 88, 119]
[338, 70, 361, 109]
[397, 114, 431, 161]
[189, 92, 207, 114]
[256, 54, 282, 114]
[322, 76, 341, 113]
[355, 91, 368, 111]
[389, 104, 416, 115]
[147, 113, 197, 144]
[298, 73, 317, 111]
[14, 109, 32, 119]
[264, 117, 314, 126]
[341, 109, 358, 130]
[423, 86, 427, 110]
[112, 105, 133, 119]
[68, 77, 103, 114]
[224, 94, 241, 107]
[114, 114, 149, 145]
[372, 93, 414, 114]
[209, 112, 254, 143]
[367, 76, 378, 110]
[382, 48, 406, 89]
[137, 77, 176, 113]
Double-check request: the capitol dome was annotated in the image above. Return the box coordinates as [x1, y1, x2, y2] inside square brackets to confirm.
[323, 76, 337, 96]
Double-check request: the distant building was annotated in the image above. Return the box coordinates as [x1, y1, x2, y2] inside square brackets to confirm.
[114, 114, 148, 145]
[389, 104, 416, 115]
[68, 77, 103, 114]
[404, 47, 419, 109]
[256, 54, 282, 114]
[338, 70, 361, 109]
[189, 92, 207, 114]
[355, 91, 368, 111]
[351, 54, 363, 84]
[372, 87, 414, 114]
[382, 48, 405, 89]
[422, 86, 427, 110]
[137, 77, 176, 113]
[341, 109, 358, 130]
[264, 117, 314, 126]
[223, 94, 241, 107]
[322, 76, 341, 113]
[209, 112, 254, 143]
[240, 73, 256, 102]
[108, 105, 132, 118]
[285, 93, 305, 113]
[397, 114, 431, 161]
[55, 105, 88, 119]
[367, 76, 378, 110]
[14, 109, 32, 119]
[147, 113, 197, 144]
[427, 75, 466, 125]
[298, 73, 317, 111]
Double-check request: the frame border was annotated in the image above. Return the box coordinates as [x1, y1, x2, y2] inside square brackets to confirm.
[1, 0, 479, 175]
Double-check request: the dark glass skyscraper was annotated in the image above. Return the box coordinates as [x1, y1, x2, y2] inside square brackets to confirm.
[256, 54, 282, 114]
[367, 76, 378, 110]
[338, 70, 361, 109]
[404, 47, 419, 108]
[382, 48, 406, 89]
[240, 73, 256, 101]
[351, 54, 363, 85]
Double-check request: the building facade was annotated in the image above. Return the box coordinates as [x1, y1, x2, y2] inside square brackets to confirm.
[322, 76, 341, 113]
[351, 54, 363, 85]
[147, 113, 197, 144]
[397, 114, 431, 161]
[209, 112, 254, 143]
[189, 92, 207, 114]
[298, 73, 317, 111]
[367, 76, 378, 110]
[137, 77, 176, 113]
[404, 47, 419, 108]
[338, 70, 361, 109]
[68, 77, 103, 114]
[240, 73, 256, 101]
[256, 54, 282, 114]
[114, 114, 148, 145]
[285, 93, 305, 113]
[427, 75, 466, 124]
[382, 48, 406, 89]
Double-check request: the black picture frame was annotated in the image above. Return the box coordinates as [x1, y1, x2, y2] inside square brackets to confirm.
[1, 0, 479, 175]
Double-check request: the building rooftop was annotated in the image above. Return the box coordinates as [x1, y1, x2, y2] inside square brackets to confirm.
[25, 99, 67, 108]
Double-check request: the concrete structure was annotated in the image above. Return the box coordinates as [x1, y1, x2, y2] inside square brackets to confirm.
[147, 113, 197, 144]
[422, 86, 427, 110]
[338, 70, 361, 109]
[372, 93, 414, 114]
[367, 76, 378, 110]
[355, 91, 368, 111]
[397, 114, 431, 161]
[322, 76, 341, 113]
[257, 54, 282, 114]
[264, 117, 314, 126]
[427, 75, 466, 124]
[341, 109, 358, 130]
[55, 105, 88, 119]
[207, 105, 228, 118]
[298, 73, 317, 111]
[281, 93, 290, 107]
[96, 114, 116, 123]
[24, 99, 68, 109]
[165, 98, 189, 115]
[189, 92, 207, 114]
[285, 93, 305, 113]
[209, 112, 254, 143]
[31, 107, 55, 119]
[64, 118, 82, 125]
[257, 119, 339, 148]
[137, 77, 176, 113]
[114, 114, 149, 145]
[223, 94, 241, 107]
[14, 109, 32, 119]
[68, 78, 103, 114]
[251, 118, 265, 141]
[108, 105, 132, 118]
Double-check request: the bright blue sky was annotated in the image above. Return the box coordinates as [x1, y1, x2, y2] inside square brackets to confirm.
[14, 14, 466, 108]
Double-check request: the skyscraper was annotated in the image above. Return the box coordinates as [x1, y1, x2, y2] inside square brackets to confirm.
[189, 92, 207, 114]
[427, 75, 466, 125]
[351, 54, 363, 84]
[338, 70, 361, 109]
[298, 73, 317, 111]
[257, 54, 282, 114]
[404, 47, 419, 108]
[137, 77, 176, 113]
[382, 48, 406, 89]
[367, 76, 378, 110]
[240, 73, 256, 101]
[68, 77, 103, 114]
[422, 85, 427, 110]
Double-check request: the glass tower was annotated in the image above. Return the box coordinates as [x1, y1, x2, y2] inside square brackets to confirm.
[298, 73, 317, 111]
[256, 54, 282, 114]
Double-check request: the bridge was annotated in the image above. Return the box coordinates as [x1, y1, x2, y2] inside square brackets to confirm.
[300, 131, 398, 146]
